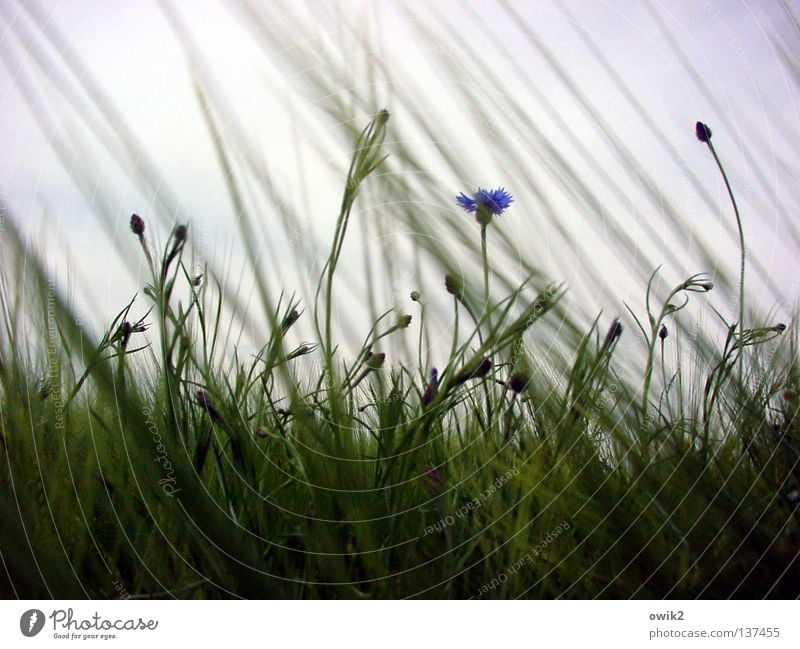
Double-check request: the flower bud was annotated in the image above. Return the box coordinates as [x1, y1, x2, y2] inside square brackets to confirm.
[695, 121, 712, 143]
[365, 351, 386, 369]
[173, 224, 188, 242]
[445, 274, 464, 300]
[195, 389, 223, 423]
[422, 367, 439, 406]
[507, 371, 529, 394]
[281, 309, 301, 334]
[120, 321, 133, 349]
[453, 356, 492, 385]
[130, 213, 145, 237]
[603, 318, 623, 347]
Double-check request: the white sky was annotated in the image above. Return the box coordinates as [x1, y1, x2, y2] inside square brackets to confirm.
[0, 0, 798, 364]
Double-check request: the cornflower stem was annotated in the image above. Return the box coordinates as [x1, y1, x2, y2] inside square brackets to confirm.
[479, 224, 496, 421]
[704, 138, 746, 387]
[481, 224, 490, 332]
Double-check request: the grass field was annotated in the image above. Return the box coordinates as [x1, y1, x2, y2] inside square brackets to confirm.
[1, 2, 799, 599]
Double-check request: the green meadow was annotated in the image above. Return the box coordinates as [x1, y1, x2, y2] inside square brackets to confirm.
[0, 2, 798, 599]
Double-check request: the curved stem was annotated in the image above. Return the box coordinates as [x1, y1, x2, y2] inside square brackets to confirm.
[706, 139, 746, 387]
[640, 284, 683, 433]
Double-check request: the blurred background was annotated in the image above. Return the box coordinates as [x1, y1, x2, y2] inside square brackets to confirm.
[1, 0, 798, 373]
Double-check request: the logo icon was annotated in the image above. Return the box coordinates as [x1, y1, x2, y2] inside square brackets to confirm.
[20, 609, 45, 637]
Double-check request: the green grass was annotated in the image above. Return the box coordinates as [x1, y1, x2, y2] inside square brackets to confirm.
[1, 108, 799, 599]
[2, 1, 800, 599]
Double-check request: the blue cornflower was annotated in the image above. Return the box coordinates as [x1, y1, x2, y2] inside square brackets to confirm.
[456, 186, 513, 216]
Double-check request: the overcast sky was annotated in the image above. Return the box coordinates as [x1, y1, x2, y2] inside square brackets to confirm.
[1, 0, 798, 362]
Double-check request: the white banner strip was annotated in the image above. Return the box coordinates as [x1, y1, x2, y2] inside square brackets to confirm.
[0, 600, 797, 648]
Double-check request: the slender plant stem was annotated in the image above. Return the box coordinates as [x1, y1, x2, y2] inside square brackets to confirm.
[706, 139, 746, 386]
[659, 336, 668, 418]
[479, 223, 496, 422]
[449, 294, 460, 364]
[640, 281, 685, 433]
[481, 224, 490, 332]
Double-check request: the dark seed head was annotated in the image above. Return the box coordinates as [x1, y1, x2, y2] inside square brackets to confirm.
[474, 356, 492, 378]
[410, 291, 421, 302]
[774, 323, 787, 334]
[659, 325, 668, 341]
[454, 356, 492, 385]
[604, 318, 623, 347]
[120, 321, 133, 348]
[695, 121, 712, 143]
[130, 213, 145, 237]
[195, 389, 213, 409]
